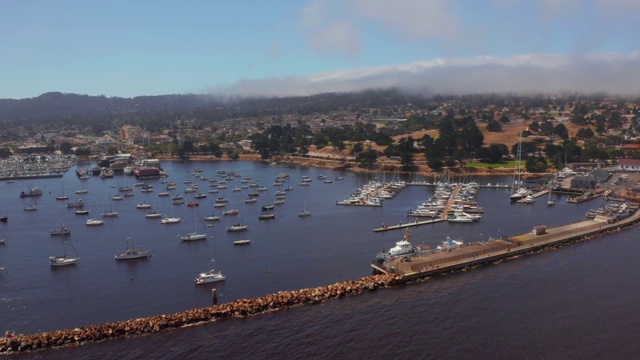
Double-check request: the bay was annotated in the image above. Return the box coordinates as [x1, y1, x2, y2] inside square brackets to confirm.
[2, 160, 636, 359]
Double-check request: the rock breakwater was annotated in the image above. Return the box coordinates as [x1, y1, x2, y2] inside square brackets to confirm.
[0, 274, 399, 354]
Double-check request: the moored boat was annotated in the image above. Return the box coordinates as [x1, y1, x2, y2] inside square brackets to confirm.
[115, 237, 151, 260]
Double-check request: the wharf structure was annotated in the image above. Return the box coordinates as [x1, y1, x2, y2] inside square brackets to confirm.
[372, 204, 640, 281]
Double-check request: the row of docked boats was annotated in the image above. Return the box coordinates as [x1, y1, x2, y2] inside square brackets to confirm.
[373, 229, 464, 262]
[407, 181, 483, 223]
[338, 180, 406, 206]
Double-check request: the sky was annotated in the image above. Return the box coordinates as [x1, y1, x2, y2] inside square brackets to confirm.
[1, 0, 640, 99]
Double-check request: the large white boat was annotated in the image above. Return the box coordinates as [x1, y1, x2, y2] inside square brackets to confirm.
[194, 260, 225, 284]
[115, 237, 151, 260]
[86, 219, 104, 226]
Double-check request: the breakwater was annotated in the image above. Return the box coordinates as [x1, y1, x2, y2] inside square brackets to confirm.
[0, 274, 399, 354]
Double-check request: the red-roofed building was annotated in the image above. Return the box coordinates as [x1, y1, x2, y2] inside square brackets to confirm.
[617, 159, 640, 171]
[620, 144, 640, 150]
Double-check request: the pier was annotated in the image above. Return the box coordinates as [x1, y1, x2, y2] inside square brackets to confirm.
[372, 218, 445, 232]
[373, 205, 640, 282]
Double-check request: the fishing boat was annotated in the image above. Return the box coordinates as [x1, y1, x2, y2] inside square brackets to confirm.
[49, 240, 79, 266]
[85, 219, 104, 226]
[115, 237, 151, 260]
[20, 186, 42, 198]
[50, 223, 71, 236]
[375, 229, 414, 261]
[67, 198, 85, 208]
[194, 260, 225, 285]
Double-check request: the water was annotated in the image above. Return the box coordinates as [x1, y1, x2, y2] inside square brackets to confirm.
[2, 161, 637, 359]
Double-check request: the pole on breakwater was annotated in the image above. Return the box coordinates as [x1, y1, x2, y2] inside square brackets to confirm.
[212, 288, 218, 305]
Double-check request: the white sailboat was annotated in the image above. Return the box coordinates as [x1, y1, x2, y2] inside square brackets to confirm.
[49, 239, 79, 266]
[547, 178, 556, 206]
[298, 199, 312, 217]
[179, 208, 208, 241]
[510, 131, 529, 202]
[56, 182, 69, 200]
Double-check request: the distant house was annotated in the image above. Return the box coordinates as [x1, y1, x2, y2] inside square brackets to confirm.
[617, 159, 640, 171]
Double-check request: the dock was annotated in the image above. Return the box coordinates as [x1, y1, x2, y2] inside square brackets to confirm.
[373, 205, 640, 282]
[372, 218, 445, 232]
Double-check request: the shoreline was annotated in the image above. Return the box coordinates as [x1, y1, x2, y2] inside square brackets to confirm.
[154, 154, 546, 179]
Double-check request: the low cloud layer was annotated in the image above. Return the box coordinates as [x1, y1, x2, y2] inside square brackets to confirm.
[211, 52, 640, 97]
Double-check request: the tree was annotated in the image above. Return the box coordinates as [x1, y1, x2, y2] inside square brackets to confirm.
[553, 123, 569, 140]
[486, 120, 502, 132]
[427, 156, 444, 171]
[60, 142, 73, 155]
[355, 149, 378, 169]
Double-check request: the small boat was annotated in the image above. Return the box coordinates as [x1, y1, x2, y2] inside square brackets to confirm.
[75, 209, 90, 215]
[258, 213, 275, 220]
[179, 232, 208, 241]
[437, 237, 464, 251]
[145, 212, 163, 218]
[67, 199, 85, 208]
[213, 202, 225, 208]
[23, 204, 37, 211]
[85, 219, 104, 226]
[115, 237, 151, 260]
[50, 223, 71, 236]
[56, 194, 69, 200]
[244, 198, 257, 203]
[102, 211, 119, 217]
[74, 189, 88, 195]
[0, 215, 8, 222]
[195, 193, 207, 199]
[215, 197, 229, 203]
[298, 210, 312, 217]
[160, 217, 181, 224]
[158, 192, 170, 197]
[226, 224, 248, 232]
[223, 209, 239, 215]
[136, 203, 152, 209]
[233, 239, 252, 245]
[194, 260, 225, 285]
[261, 204, 274, 211]
[112, 195, 124, 200]
[204, 214, 221, 221]
[49, 240, 79, 266]
[187, 202, 200, 207]
[274, 199, 285, 205]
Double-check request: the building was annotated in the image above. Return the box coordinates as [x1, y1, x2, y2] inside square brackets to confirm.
[570, 175, 597, 189]
[617, 159, 640, 171]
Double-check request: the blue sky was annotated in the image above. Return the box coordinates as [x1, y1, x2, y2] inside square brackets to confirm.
[1, 0, 639, 99]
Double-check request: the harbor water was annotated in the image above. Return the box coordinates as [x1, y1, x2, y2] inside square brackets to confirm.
[1, 161, 638, 359]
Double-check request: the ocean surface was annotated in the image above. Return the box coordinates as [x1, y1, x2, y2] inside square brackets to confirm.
[1, 161, 639, 359]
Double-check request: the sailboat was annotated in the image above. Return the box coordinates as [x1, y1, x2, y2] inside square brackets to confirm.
[49, 239, 79, 266]
[547, 178, 556, 206]
[233, 224, 252, 245]
[298, 199, 312, 217]
[103, 193, 119, 217]
[510, 131, 529, 202]
[56, 182, 69, 200]
[194, 259, 225, 284]
[179, 208, 208, 241]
